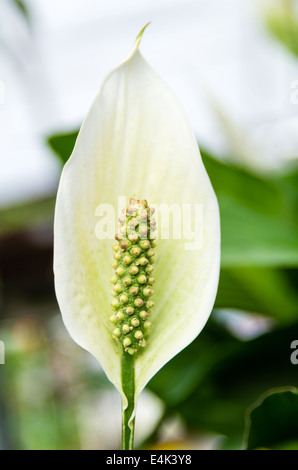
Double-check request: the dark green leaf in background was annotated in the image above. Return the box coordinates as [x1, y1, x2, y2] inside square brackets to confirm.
[40, 130, 298, 449]
[201, 151, 298, 269]
[148, 320, 298, 447]
[47, 131, 79, 166]
[216, 267, 298, 324]
[244, 388, 298, 450]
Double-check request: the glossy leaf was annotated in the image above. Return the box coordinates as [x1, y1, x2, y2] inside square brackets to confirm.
[244, 388, 298, 450]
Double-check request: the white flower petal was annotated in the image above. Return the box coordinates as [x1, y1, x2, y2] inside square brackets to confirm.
[54, 42, 220, 401]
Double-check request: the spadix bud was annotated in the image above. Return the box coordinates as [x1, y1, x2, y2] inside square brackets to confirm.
[110, 198, 156, 353]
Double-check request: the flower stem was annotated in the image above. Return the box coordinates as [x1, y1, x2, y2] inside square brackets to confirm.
[121, 352, 135, 450]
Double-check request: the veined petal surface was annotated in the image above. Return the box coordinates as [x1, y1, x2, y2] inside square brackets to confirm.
[54, 43, 220, 400]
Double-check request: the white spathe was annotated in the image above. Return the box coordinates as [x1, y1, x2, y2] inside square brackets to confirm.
[54, 35, 220, 408]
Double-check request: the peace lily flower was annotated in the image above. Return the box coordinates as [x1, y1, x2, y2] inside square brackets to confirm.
[54, 26, 220, 450]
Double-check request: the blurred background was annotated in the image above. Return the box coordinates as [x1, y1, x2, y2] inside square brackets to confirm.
[0, 0, 298, 450]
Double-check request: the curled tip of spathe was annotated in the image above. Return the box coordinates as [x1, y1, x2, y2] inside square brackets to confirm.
[134, 23, 151, 49]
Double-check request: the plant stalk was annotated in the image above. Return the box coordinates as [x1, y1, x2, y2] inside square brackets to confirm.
[121, 352, 135, 450]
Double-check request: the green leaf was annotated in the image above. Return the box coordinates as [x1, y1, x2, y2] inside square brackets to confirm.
[201, 151, 298, 268]
[219, 194, 298, 267]
[47, 131, 78, 165]
[148, 321, 237, 407]
[216, 267, 298, 324]
[244, 388, 298, 450]
[42, 131, 298, 448]
[0, 197, 55, 235]
[148, 320, 298, 441]
[263, 0, 298, 58]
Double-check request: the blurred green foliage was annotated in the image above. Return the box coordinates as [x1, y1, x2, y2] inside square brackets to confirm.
[0, 197, 55, 235]
[47, 132, 80, 166]
[244, 388, 298, 450]
[263, 0, 298, 57]
[11, 0, 29, 20]
[42, 129, 298, 449]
